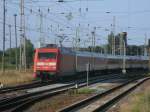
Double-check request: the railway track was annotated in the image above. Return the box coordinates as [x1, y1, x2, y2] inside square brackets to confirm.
[0, 74, 123, 112]
[58, 77, 150, 112]
[0, 72, 122, 94]
[0, 73, 120, 102]
[0, 80, 53, 94]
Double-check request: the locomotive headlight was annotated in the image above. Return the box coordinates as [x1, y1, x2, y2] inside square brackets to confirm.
[37, 62, 44, 66]
[49, 62, 56, 66]
[36, 62, 56, 66]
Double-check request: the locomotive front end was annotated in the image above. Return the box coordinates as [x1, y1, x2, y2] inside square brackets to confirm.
[33, 48, 59, 79]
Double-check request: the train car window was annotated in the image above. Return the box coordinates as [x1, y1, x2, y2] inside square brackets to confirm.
[38, 52, 57, 59]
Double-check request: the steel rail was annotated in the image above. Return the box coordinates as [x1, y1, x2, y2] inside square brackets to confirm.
[0, 80, 52, 94]
[0, 74, 121, 105]
[92, 77, 150, 112]
[58, 77, 149, 112]
[0, 72, 122, 94]
[1, 74, 122, 112]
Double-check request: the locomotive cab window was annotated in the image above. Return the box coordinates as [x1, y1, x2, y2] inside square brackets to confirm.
[38, 52, 57, 59]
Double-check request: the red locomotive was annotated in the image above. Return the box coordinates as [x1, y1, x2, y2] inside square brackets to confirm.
[33, 44, 77, 79]
[34, 47, 59, 79]
[33, 44, 148, 79]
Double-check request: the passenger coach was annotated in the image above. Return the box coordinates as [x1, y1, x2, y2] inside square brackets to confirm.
[33, 44, 148, 79]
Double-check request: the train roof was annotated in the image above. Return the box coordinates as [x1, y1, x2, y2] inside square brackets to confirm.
[60, 48, 149, 61]
[36, 47, 149, 60]
[75, 51, 149, 60]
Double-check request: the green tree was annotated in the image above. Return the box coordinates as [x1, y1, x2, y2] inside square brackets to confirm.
[107, 32, 114, 54]
[0, 39, 34, 69]
[26, 39, 34, 68]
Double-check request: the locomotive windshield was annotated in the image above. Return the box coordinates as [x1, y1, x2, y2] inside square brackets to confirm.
[38, 52, 57, 59]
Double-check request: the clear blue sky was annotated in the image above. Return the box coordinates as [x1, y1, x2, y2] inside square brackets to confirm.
[0, 0, 150, 49]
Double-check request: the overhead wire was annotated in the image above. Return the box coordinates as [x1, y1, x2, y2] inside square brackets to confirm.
[9, 1, 76, 31]
[1, 0, 150, 46]
[7, 1, 81, 44]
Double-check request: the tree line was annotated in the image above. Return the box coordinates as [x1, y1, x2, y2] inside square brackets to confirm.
[0, 39, 34, 69]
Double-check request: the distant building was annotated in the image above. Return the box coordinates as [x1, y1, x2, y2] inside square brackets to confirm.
[107, 31, 114, 54]
[115, 33, 121, 55]
[122, 32, 127, 46]
[119, 32, 127, 55]
[148, 39, 150, 47]
[107, 32, 128, 55]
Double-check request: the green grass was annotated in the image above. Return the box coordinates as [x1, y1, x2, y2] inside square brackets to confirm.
[120, 91, 150, 112]
[145, 72, 150, 77]
[77, 87, 97, 94]
[0, 63, 16, 69]
[0, 70, 34, 86]
[67, 87, 97, 96]
[131, 92, 150, 112]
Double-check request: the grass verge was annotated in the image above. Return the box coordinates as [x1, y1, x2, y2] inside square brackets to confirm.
[77, 87, 97, 94]
[120, 81, 150, 112]
[0, 70, 34, 86]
